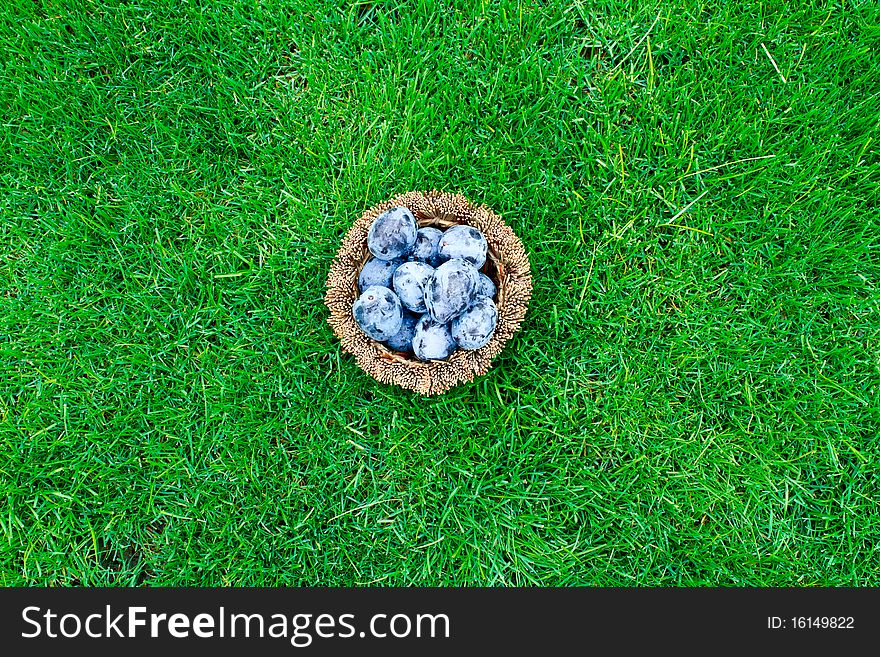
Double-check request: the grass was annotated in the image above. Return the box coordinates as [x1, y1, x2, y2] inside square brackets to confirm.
[1, 0, 878, 586]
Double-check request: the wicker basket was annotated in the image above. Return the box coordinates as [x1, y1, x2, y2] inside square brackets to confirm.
[325, 190, 532, 396]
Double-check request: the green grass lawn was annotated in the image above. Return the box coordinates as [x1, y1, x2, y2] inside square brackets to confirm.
[1, 0, 879, 586]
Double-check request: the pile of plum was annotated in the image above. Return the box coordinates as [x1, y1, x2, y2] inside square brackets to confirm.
[353, 206, 498, 360]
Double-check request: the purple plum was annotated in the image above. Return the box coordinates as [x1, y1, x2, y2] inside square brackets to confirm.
[477, 272, 496, 299]
[412, 315, 457, 361]
[424, 258, 480, 323]
[437, 224, 488, 269]
[392, 261, 435, 313]
[358, 257, 403, 292]
[352, 285, 403, 341]
[367, 206, 418, 260]
[409, 227, 443, 266]
[385, 311, 420, 353]
[451, 296, 498, 350]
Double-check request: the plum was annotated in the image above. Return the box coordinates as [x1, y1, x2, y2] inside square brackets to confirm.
[412, 315, 457, 361]
[409, 227, 443, 266]
[477, 272, 496, 299]
[385, 311, 420, 353]
[392, 261, 434, 313]
[352, 285, 403, 341]
[437, 224, 488, 268]
[451, 296, 498, 350]
[358, 257, 403, 292]
[367, 206, 418, 260]
[424, 258, 480, 323]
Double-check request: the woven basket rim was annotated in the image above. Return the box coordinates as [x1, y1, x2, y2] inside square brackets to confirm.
[324, 190, 532, 396]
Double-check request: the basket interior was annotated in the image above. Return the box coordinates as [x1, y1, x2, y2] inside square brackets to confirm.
[355, 214, 502, 364]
